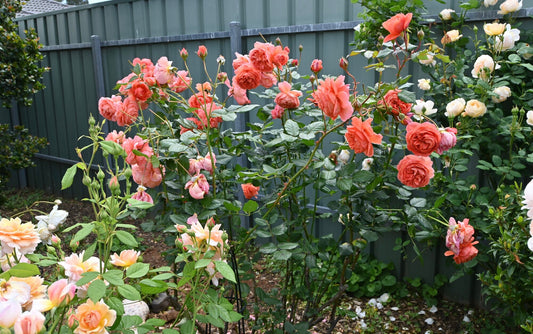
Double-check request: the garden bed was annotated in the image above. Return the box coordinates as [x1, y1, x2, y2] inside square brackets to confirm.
[0, 187, 509, 333]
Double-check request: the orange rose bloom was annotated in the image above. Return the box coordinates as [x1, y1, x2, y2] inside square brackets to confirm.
[382, 13, 413, 43]
[405, 122, 441, 156]
[379, 89, 412, 117]
[0, 218, 40, 255]
[274, 82, 302, 109]
[249, 42, 274, 72]
[397, 155, 434, 188]
[115, 96, 139, 127]
[311, 75, 353, 121]
[72, 299, 116, 334]
[241, 183, 260, 199]
[345, 118, 383, 157]
[129, 80, 152, 102]
[234, 63, 262, 90]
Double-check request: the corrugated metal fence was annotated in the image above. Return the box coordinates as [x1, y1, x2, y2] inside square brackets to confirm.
[4, 0, 533, 306]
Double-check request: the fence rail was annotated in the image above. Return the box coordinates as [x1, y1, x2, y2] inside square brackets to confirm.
[6, 0, 533, 306]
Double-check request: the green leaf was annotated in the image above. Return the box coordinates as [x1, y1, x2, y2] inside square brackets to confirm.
[382, 275, 397, 287]
[243, 200, 258, 213]
[118, 285, 141, 300]
[352, 170, 374, 183]
[127, 198, 154, 209]
[410, 198, 426, 208]
[88, 279, 107, 302]
[139, 279, 168, 295]
[61, 164, 79, 190]
[115, 230, 138, 247]
[100, 140, 125, 156]
[194, 259, 212, 269]
[107, 296, 125, 316]
[284, 119, 299, 136]
[102, 270, 124, 286]
[3, 263, 40, 278]
[273, 250, 292, 261]
[71, 223, 95, 245]
[177, 262, 196, 288]
[83, 242, 98, 261]
[271, 224, 287, 236]
[76, 271, 100, 286]
[126, 263, 150, 278]
[215, 261, 236, 283]
[179, 320, 195, 334]
[339, 243, 353, 256]
[278, 242, 298, 250]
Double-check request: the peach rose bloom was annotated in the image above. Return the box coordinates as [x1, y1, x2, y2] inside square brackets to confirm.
[14, 309, 45, 334]
[498, 0, 522, 14]
[444, 98, 466, 117]
[154, 56, 173, 85]
[10, 276, 46, 310]
[463, 99, 487, 118]
[234, 63, 262, 90]
[232, 52, 250, 71]
[345, 117, 383, 157]
[439, 9, 455, 20]
[58, 251, 102, 283]
[311, 75, 353, 121]
[249, 42, 274, 72]
[132, 163, 163, 189]
[226, 78, 250, 105]
[492, 86, 511, 103]
[471, 55, 495, 80]
[132, 57, 155, 77]
[483, 22, 506, 36]
[104, 130, 125, 145]
[441, 29, 462, 44]
[116, 73, 136, 95]
[269, 45, 289, 69]
[110, 250, 140, 268]
[98, 95, 121, 122]
[115, 96, 139, 127]
[0, 279, 31, 305]
[274, 82, 302, 109]
[0, 218, 41, 255]
[169, 70, 192, 93]
[131, 186, 153, 204]
[122, 135, 154, 166]
[72, 299, 116, 334]
[406, 122, 441, 156]
[47, 279, 76, 308]
[241, 183, 260, 199]
[397, 155, 434, 188]
[260, 72, 277, 89]
[382, 13, 413, 43]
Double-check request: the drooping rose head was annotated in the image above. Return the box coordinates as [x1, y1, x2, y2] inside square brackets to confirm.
[462, 99, 487, 118]
[344, 117, 383, 157]
[0, 217, 41, 256]
[185, 174, 210, 200]
[382, 13, 413, 43]
[311, 75, 353, 121]
[405, 122, 441, 156]
[110, 250, 140, 268]
[132, 162, 163, 188]
[274, 82, 302, 109]
[72, 299, 116, 334]
[241, 183, 260, 199]
[131, 186, 154, 204]
[226, 78, 250, 105]
[397, 155, 434, 188]
[436, 127, 458, 154]
[444, 217, 479, 264]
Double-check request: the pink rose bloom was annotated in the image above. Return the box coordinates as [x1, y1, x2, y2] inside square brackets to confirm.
[129, 80, 152, 103]
[232, 52, 250, 70]
[122, 136, 154, 166]
[234, 63, 262, 90]
[104, 130, 125, 145]
[115, 96, 139, 127]
[274, 82, 302, 109]
[272, 104, 285, 119]
[189, 153, 216, 175]
[132, 57, 155, 77]
[131, 186, 153, 204]
[249, 42, 274, 72]
[269, 45, 289, 69]
[154, 56, 173, 85]
[311, 75, 353, 121]
[444, 217, 479, 264]
[310, 59, 323, 73]
[110, 250, 140, 267]
[117, 73, 136, 95]
[0, 299, 22, 328]
[98, 95, 122, 122]
[14, 310, 45, 334]
[260, 72, 277, 88]
[169, 71, 192, 93]
[226, 78, 250, 105]
[436, 127, 457, 154]
[185, 174, 210, 199]
[132, 163, 163, 188]
[58, 252, 102, 283]
[47, 279, 76, 308]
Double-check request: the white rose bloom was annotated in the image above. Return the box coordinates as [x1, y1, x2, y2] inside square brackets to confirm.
[445, 98, 466, 117]
[526, 110, 533, 126]
[36, 221, 51, 244]
[492, 86, 512, 103]
[484, 0, 498, 6]
[418, 78, 431, 91]
[361, 158, 374, 171]
[498, 0, 522, 14]
[440, 9, 455, 20]
[338, 150, 351, 165]
[35, 205, 68, 232]
[495, 24, 520, 51]
[528, 237, 533, 251]
[412, 100, 437, 120]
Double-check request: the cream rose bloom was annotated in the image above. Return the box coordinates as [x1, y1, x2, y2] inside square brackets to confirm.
[463, 99, 487, 118]
[471, 55, 496, 80]
[526, 110, 533, 126]
[419, 53, 436, 66]
[484, 0, 498, 6]
[484, 22, 506, 36]
[445, 98, 466, 117]
[495, 24, 520, 51]
[0, 218, 41, 255]
[498, 0, 523, 14]
[440, 9, 455, 20]
[492, 86, 512, 103]
[418, 78, 431, 90]
[441, 30, 462, 45]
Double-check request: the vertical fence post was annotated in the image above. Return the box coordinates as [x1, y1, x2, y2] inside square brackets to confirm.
[230, 21, 250, 229]
[10, 100, 27, 188]
[91, 35, 109, 134]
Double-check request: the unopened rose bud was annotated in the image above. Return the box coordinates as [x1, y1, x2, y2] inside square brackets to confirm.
[109, 176, 120, 194]
[339, 57, 348, 70]
[175, 239, 184, 250]
[310, 59, 323, 74]
[216, 55, 225, 65]
[299, 44, 303, 52]
[217, 72, 228, 82]
[97, 169, 105, 181]
[206, 218, 216, 229]
[82, 175, 91, 186]
[310, 75, 316, 83]
[180, 48, 188, 60]
[291, 59, 298, 66]
[417, 30, 425, 39]
[176, 225, 187, 233]
[88, 115, 96, 126]
[54, 199, 62, 205]
[196, 45, 207, 59]
[124, 167, 132, 178]
[51, 234, 61, 245]
[517, 216, 523, 223]
[275, 37, 282, 45]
